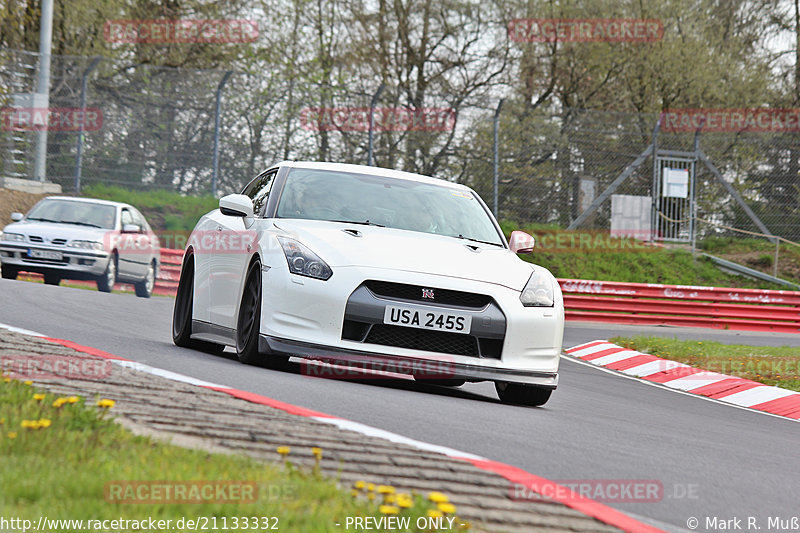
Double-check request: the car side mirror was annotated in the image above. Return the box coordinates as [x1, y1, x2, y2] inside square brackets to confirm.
[219, 194, 254, 218]
[122, 224, 141, 233]
[11, 212, 23, 222]
[509, 230, 535, 254]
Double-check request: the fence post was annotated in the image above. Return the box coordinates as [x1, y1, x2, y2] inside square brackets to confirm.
[33, 0, 54, 182]
[367, 83, 385, 166]
[74, 57, 101, 194]
[690, 119, 704, 256]
[212, 70, 233, 197]
[649, 117, 661, 242]
[493, 99, 504, 218]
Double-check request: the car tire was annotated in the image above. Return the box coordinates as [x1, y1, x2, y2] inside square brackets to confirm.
[235, 260, 288, 369]
[1, 264, 18, 280]
[43, 272, 61, 285]
[96, 253, 117, 293]
[172, 253, 225, 354]
[134, 260, 155, 298]
[495, 381, 552, 407]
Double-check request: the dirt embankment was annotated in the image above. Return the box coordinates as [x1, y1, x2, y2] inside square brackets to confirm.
[0, 188, 49, 227]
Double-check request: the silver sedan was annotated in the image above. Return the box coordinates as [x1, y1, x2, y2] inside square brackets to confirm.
[0, 196, 160, 298]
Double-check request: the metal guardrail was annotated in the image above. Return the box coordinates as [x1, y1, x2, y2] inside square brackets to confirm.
[560, 278, 800, 333]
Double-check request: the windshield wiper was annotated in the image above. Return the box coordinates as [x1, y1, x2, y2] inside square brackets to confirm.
[27, 217, 59, 223]
[58, 220, 102, 228]
[455, 234, 503, 247]
[331, 219, 385, 227]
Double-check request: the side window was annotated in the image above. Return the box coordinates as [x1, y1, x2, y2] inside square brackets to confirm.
[242, 170, 276, 217]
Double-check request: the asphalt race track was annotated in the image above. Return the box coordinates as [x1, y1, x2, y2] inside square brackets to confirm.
[2, 279, 798, 532]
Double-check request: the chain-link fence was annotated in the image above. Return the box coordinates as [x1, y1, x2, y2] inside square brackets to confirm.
[2, 47, 800, 243]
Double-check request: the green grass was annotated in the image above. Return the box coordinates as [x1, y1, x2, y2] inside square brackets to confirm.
[610, 335, 800, 392]
[0, 379, 448, 532]
[83, 184, 218, 233]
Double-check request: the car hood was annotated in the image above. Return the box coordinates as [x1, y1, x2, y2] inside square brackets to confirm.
[2, 221, 109, 243]
[271, 219, 538, 291]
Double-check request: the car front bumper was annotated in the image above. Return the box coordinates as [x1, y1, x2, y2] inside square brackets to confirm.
[257, 264, 564, 384]
[0, 243, 110, 278]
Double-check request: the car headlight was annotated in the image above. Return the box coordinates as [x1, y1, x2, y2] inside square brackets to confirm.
[68, 240, 104, 251]
[520, 270, 554, 307]
[277, 236, 332, 280]
[1, 232, 25, 242]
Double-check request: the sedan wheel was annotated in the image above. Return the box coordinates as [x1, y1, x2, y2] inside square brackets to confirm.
[495, 381, 552, 407]
[236, 260, 288, 369]
[135, 261, 155, 298]
[96, 255, 117, 293]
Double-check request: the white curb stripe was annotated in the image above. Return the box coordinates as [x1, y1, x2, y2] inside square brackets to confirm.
[112, 360, 230, 389]
[569, 343, 617, 358]
[622, 360, 689, 377]
[717, 386, 798, 407]
[590, 350, 642, 366]
[0, 322, 46, 337]
[660, 372, 731, 391]
[314, 417, 486, 461]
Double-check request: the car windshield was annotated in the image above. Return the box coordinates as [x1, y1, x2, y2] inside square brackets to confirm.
[276, 168, 504, 246]
[26, 199, 116, 229]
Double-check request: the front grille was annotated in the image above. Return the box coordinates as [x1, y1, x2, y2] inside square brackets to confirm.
[51, 239, 67, 245]
[365, 280, 491, 309]
[364, 324, 479, 357]
[29, 236, 43, 243]
[24, 257, 69, 264]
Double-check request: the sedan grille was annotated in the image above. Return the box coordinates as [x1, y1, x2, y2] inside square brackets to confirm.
[29, 236, 44, 243]
[365, 324, 479, 357]
[365, 280, 491, 309]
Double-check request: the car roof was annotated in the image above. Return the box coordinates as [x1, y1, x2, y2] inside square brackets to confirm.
[274, 161, 471, 191]
[40, 196, 133, 209]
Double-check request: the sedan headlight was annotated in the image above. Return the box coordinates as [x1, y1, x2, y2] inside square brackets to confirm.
[2, 232, 25, 242]
[520, 270, 555, 307]
[68, 240, 104, 251]
[277, 236, 332, 280]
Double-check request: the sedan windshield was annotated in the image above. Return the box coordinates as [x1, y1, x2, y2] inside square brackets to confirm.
[27, 199, 117, 229]
[276, 168, 504, 246]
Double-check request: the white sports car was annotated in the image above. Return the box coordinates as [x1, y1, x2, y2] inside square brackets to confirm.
[172, 162, 563, 406]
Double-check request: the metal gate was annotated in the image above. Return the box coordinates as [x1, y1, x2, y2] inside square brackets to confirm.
[651, 154, 696, 242]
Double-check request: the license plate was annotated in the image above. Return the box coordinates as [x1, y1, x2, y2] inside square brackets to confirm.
[28, 249, 63, 261]
[383, 305, 472, 334]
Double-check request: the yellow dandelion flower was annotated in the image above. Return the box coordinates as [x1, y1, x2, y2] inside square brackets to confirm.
[52, 398, 67, 408]
[438, 502, 456, 514]
[354, 480, 366, 490]
[311, 447, 322, 458]
[0, 418, 5, 425]
[23, 380, 32, 386]
[7, 432, 17, 439]
[383, 494, 396, 504]
[67, 396, 79, 404]
[367, 483, 375, 492]
[367, 493, 375, 501]
[428, 491, 449, 503]
[396, 494, 413, 508]
[33, 393, 46, 401]
[38, 418, 51, 428]
[276, 446, 290, 456]
[377, 485, 395, 494]
[350, 489, 359, 498]
[427, 510, 443, 519]
[96, 399, 115, 408]
[379, 505, 399, 515]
